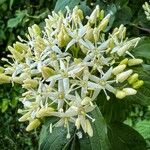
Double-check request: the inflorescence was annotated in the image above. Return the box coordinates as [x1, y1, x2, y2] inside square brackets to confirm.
[143, 2, 150, 20]
[0, 5, 144, 138]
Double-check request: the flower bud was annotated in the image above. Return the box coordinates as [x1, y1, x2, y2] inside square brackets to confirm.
[132, 80, 144, 89]
[116, 69, 133, 83]
[8, 46, 23, 61]
[116, 90, 126, 99]
[58, 26, 70, 47]
[128, 73, 139, 84]
[34, 37, 46, 52]
[98, 14, 110, 31]
[112, 64, 126, 75]
[128, 59, 143, 66]
[81, 97, 92, 105]
[117, 44, 130, 56]
[41, 66, 55, 79]
[100, 10, 104, 20]
[123, 88, 137, 96]
[0, 73, 11, 84]
[119, 58, 128, 65]
[26, 119, 41, 132]
[23, 79, 38, 89]
[93, 27, 99, 42]
[19, 112, 30, 122]
[13, 42, 29, 53]
[36, 107, 54, 118]
[89, 5, 100, 24]
[0, 67, 4, 73]
[84, 25, 94, 42]
[32, 24, 41, 36]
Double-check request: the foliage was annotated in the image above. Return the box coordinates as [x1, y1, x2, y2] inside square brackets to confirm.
[0, 0, 150, 149]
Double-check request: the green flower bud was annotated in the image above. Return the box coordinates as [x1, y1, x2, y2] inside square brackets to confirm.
[117, 44, 130, 56]
[32, 24, 41, 36]
[98, 14, 110, 31]
[81, 97, 92, 105]
[128, 59, 143, 66]
[19, 112, 30, 122]
[89, 5, 100, 24]
[0, 67, 4, 73]
[112, 64, 126, 75]
[99, 10, 104, 20]
[128, 73, 139, 84]
[116, 69, 133, 83]
[8, 46, 23, 61]
[0, 73, 11, 84]
[26, 119, 41, 132]
[132, 80, 144, 89]
[119, 58, 128, 65]
[23, 79, 38, 89]
[41, 66, 55, 79]
[36, 107, 54, 118]
[84, 25, 94, 42]
[13, 42, 29, 53]
[116, 90, 126, 99]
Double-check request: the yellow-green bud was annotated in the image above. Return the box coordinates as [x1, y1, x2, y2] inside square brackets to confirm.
[89, 5, 100, 24]
[132, 80, 144, 89]
[84, 26, 94, 42]
[116, 90, 126, 99]
[119, 58, 128, 65]
[112, 64, 126, 75]
[98, 14, 110, 31]
[34, 37, 46, 52]
[128, 73, 139, 84]
[100, 10, 104, 20]
[81, 97, 91, 105]
[128, 59, 143, 66]
[26, 119, 41, 132]
[116, 69, 133, 83]
[0, 67, 4, 73]
[32, 24, 41, 36]
[41, 66, 55, 79]
[0, 73, 11, 84]
[123, 88, 137, 96]
[93, 27, 99, 42]
[117, 44, 130, 56]
[8, 46, 23, 61]
[36, 107, 54, 118]
[23, 79, 38, 89]
[19, 112, 30, 122]
[13, 42, 29, 53]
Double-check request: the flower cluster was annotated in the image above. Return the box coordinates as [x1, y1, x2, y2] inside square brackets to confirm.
[143, 2, 150, 20]
[0, 6, 144, 138]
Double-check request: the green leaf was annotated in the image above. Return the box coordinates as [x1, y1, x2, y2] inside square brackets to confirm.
[80, 106, 110, 150]
[54, 0, 80, 12]
[133, 37, 150, 60]
[7, 10, 26, 28]
[38, 117, 76, 150]
[135, 120, 150, 139]
[98, 92, 129, 123]
[108, 122, 146, 150]
[113, 5, 132, 26]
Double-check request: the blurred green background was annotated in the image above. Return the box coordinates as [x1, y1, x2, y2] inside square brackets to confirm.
[0, 0, 150, 149]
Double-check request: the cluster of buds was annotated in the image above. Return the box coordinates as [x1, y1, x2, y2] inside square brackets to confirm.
[0, 5, 144, 138]
[143, 2, 150, 20]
